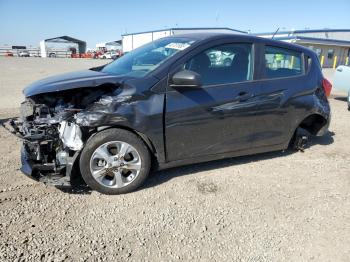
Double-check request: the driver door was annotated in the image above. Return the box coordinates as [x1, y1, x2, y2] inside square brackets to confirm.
[165, 42, 262, 161]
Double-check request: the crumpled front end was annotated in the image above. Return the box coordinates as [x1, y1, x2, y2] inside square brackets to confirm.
[5, 99, 84, 186]
[4, 84, 126, 186]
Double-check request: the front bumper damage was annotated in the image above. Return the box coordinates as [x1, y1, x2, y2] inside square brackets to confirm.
[20, 144, 80, 186]
[3, 82, 138, 187]
[3, 113, 83, 186]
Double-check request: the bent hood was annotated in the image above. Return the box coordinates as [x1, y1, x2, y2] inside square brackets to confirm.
[23, 69, 124, 97]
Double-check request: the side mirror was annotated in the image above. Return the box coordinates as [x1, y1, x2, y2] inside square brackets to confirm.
[170, 70, 202, 88]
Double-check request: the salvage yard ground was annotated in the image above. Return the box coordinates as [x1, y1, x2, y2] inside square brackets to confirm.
[0, 58, 349, 261]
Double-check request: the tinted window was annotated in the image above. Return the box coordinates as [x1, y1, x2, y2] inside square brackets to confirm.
[264, 46, 302, 79]
[184, 43, 252, 86]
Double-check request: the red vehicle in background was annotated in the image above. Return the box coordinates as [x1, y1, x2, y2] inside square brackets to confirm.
[93, 51, 103, 59]
[70, 50, 122, 59]
[5, 51, 14, 57]
[71, 52, 100, 59]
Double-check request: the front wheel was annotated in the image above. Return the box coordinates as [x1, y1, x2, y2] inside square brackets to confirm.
[79, 129, 151, 194]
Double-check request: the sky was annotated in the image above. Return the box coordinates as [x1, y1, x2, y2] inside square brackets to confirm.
[1, 0, 350, 48]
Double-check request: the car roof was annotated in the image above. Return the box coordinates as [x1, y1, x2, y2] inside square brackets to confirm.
[166, 33, 313, 55]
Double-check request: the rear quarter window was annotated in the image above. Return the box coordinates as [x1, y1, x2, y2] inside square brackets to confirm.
[264, 46, 303, 79]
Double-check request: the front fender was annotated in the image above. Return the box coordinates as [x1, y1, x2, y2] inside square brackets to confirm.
[75, 92, 166, 164]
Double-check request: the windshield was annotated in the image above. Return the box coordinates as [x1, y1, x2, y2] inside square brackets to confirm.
[101, 37, 196, 77]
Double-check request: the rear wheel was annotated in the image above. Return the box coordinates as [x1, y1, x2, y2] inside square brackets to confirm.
[289, 127, 309, 152]
[79, 129, 151, 194]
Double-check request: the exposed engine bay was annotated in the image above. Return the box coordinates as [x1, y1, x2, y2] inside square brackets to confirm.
[5, 84, 129, 186]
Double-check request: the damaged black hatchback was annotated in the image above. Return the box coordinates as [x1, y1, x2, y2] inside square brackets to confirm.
[6, 33, 331, 194]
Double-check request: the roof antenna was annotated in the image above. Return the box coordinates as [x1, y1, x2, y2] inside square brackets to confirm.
[215, 10, 220, 25]
[271, 27, 280, 39]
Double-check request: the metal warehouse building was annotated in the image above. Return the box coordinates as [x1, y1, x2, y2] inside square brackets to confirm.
[121, 27, 350, 68]
[256, 29, 350, 68]
[121, 27, 246, 53]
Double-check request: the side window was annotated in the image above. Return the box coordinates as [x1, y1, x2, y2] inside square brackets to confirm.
[264, 46, 303, 79]
[185, 43, 252, 86]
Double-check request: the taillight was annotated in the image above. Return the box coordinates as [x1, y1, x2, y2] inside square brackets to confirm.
[322, 78, 332, 97]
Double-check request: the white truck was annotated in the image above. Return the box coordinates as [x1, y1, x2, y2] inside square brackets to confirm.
[333, 65, 350, 110]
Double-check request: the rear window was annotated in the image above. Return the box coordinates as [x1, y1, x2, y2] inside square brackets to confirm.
[264, 46, 303, 79]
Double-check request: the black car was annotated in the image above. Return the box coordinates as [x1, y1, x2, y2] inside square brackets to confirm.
[6, 33, 332, 194]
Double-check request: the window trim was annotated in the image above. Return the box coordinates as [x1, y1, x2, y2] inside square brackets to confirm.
[261, 44, 305, 81]
[304, 55, 312, 75]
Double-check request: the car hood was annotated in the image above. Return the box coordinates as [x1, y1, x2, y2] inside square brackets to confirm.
[23, 69, 124, 97]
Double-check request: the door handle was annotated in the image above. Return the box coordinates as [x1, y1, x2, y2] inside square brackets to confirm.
[337, 67, 343, 72]
[236, 92, 252, 102]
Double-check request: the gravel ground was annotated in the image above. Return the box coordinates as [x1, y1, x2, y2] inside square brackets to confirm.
[0, 58, 349, 261]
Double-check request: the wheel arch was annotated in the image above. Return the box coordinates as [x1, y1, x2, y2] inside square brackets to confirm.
[297, 113, 328, 135]
[92, 125, 158, 162]
[70, 125, 158, 185]
[289, 113, 328, 143]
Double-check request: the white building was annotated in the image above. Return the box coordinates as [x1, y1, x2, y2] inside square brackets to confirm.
[121, 27, 246, 53]
[255, 29, 350, 68]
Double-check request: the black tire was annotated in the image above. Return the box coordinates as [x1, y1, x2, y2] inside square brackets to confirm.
[288, 127, 309, 151]
[79, 128, 151, 194]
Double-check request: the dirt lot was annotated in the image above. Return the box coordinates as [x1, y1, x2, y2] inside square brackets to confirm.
[0, 58, 349, 261]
